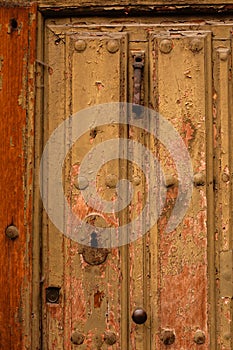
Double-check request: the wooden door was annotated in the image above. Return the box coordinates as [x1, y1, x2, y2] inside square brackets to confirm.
[40, 18, 233, 349]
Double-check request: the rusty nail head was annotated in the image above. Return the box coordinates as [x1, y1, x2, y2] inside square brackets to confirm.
[132, 307, 147, 324]
[106, 39, 119, 53]
[159, 39, 173, 54]
[104, 331, 117, 345]
[190, 38, 203, 53]
[222, 172, 230, 182]
[132, 175, 141, 186]
[220, 52, 229, 61]
[160, 329, 176, 345]
[105, 174, 118, 188]
[75, 39, 87, 52]
[218, 48, 230, 61]
[165, 174, 178, 188]
[193, 172, 205, 187]
[5, 225, 19, 240]
[194, 330, 206, 344]
[74, 175, 89, 190]
[71, 331, 85, 345]
[46, 287, 60, 304]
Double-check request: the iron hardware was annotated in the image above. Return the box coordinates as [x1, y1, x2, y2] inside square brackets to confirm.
[132, 51, 145, 118]
[71, 331, 85, 345]
[106, 39, 119, 53]
[159, 39, 173, 54]
[194, 330, 205, 344]
[74, 39, 86, 52]
[5, 225, 19, 240]
[46, 287, 60, 304]
[104, 331, 117, 345]
[160, 329, 176, 345]
[132, 307, 147, 324]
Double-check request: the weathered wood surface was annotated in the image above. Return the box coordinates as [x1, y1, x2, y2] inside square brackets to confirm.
[0, 4, 36, 350]
[2, 0, 233, 13]
[41, 19, 233, 349]
[0, 2, 233, 349]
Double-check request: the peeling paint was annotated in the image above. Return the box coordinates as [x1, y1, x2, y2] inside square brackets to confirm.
[40, 16, 233, 350]
[94, 290, 105, 308]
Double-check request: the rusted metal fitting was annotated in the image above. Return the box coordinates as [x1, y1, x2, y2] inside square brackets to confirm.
[75, 39, 87, 52]
[159, 39, 173, 54]
[74, 175, 89, 190]
[132, 307, 147, 324]
[160, 329, 176, 345]
[222, 172, 230, 183]
[132, 52, 145, 69]
[46, 287, 60, 304]
[81, 246, 109, 265]
[71, 331, 85, 345]
[132, 175, 141, 186]
[190, 38, 203, 53]
[104, 331, 117, 345]
[105, 174, 118, 188]
[79, 214, 110, 264]
[5, 225, 19, 240]
[218, 48, 230, 61]
[106, 39, 119, 53]
[165, 174, 178, 188]
[193, 329, 205, 344]
[193, 172, 205, 187]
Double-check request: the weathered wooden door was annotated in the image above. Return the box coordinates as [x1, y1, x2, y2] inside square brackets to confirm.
[40, 18, 233, 349]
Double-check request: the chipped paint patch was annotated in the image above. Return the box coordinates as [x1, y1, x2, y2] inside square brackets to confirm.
[94, 290, 105, 308]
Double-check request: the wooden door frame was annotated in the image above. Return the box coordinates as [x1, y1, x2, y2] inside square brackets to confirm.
[32, 9, 44, 350]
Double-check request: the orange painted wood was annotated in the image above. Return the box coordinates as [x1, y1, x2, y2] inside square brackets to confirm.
[0, 4, 36, 350]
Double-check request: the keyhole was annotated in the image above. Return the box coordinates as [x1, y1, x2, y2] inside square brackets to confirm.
[135, 56, 142, 62]
[91, 232, 98, 248]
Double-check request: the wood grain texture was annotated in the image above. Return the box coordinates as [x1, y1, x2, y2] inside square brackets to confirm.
[151, 30, 211, 349]
[41, 20, 223, 349]
[213, 41, 233, 349]
[0, 4, 36, 350]
[37, 0, 233, 9]
[2, 0, 233, 15]
[42, 24, 128, 349]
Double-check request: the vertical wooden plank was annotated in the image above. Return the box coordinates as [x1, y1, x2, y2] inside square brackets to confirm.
[127, 42, 151, 350]
[0, 3, 36, 350]
[33, 10, 44, 350]
[69, 30, 128, 350]
[213, 42, 232, 349]
[205, 31, 216, 350]
[151, 31, 211, 349]
[42, 19, 68, 350]
[43, 24, 128, 349]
